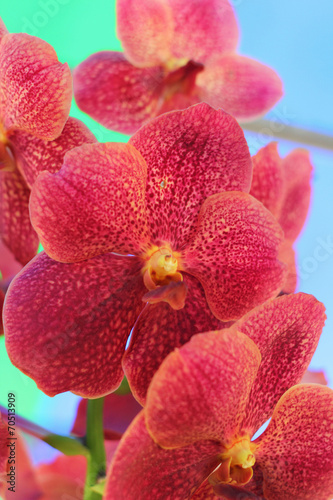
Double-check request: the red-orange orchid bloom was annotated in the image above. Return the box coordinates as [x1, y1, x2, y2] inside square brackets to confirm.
[250, 142, 313, 293]
[0, 18, 96, 265]
[105, 293, 331, 500]
[4, 104, 286, 398]
[73, 0, 282, 134]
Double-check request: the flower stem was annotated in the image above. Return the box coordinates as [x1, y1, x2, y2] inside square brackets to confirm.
[84, 397, 106, 500]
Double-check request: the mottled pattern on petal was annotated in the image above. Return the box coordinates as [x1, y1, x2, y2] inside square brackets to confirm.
[0, 170, 39, 265]
[255, 385, 333, 500]
[130, 103, 252, 248]
[169, 0, 238, 63]
[249, 142, 284, 218]
[30, 143, 150, 263]
[183, 191, 285, 321]
[74, 52, 164, 135]
[71, 393, 141, 437]
[197, 54, 283, 121]
[301, 369, 327, 385]
[123, 274, 225, 405]
[10, 117, 96, 188]
[105, 412, 222, 500]
[4, 253, 146, 398]
[278, 149, 312, 241]
[0, 34, 72, 140]
[0, 18, 8, 42]
[235, 293, 326, 434]
[117, 0, 173, 67]
[146, 330, 261, 448]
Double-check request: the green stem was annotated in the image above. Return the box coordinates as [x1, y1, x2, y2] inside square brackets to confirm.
[84, 398, 106, 500]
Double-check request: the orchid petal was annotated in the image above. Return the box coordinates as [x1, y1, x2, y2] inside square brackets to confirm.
[255, 385, 333, 500]
[10, 117, 96, 188]
[30, 142, 150, 263]
[117, 0, 173, 67]
[105, 412, 222, 500]
[278, 241, 297, 293]
[182, 191, 286, 321]
[191, 481, 219, 500]
[301, 369, 327, 385]
[197, 54, 283, 121]
[130, 103, 252, 248]
[145, 330, 261, 448]
[278, 149, 312, 242]
[123, 274, 224, 405]
[4, 252, 145, 397]
[0, 170, 39, 265]
[233, 293, 326, 434]
[0, 33, 72, 140]
[73, 51, 164, 135]
[0, 17, 8, 42]
[169, 0, 239, 63]
[249, 142, 284, 218]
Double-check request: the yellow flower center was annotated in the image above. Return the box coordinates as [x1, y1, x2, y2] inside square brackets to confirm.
[210, 436, 256, 488]
[142, 246, 182, 289]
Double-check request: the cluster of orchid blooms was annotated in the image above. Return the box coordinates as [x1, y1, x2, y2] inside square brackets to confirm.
[0, 1, 332, 499]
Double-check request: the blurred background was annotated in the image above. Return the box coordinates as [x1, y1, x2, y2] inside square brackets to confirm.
[0, 0, 332, 472]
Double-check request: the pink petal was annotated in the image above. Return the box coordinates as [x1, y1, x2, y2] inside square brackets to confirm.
[36, 454, 86, 500]
[30, 142, 150, 263]
[234, 293, 326, 434]
[117, 0, 173, 67]
[123, 274, 224, 405]
[145, 330, 261, 448]
[0, 17, 8, 42]
[73, 51, 164, 134]
[71, 392, 141, 437]
[197, 54, 283, 121]
[0, 170, 39, 265]
[169, 0, 239, 63]
[0, 240, 22, 281]
[212, 484, 263, 499]
[10, 117, 96, 188]
[301, 369, 327, 385]
[255, 385, 333, 500]
[278, 241, 297, 294]
[0, 290, 4, 335]
[130, 103, 252, 248]
[0, 414, 7, 476]
[249, 142, 285, 218]
[105, 412, 222, 500]
[0, 34, 72, 140]
[182, 191, 286, 321]
[192, 481, 219, 499]
[4, 252, 146, 397]
[278, 149, 313, 242]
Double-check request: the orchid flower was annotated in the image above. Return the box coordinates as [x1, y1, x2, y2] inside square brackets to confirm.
[73, 0, 282, 134]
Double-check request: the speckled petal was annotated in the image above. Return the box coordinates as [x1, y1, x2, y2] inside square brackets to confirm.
[123, 274, 224, 405]
[117, 0, 173, 67]
[10, 117, 96, 188]
[4, 252, 146, 398]
[249, 142, 284, 218]
[71, 392, 141, 437]
[197, 54, 283, 121]
[0, 33, 72, 140]
[0, 17, 8, 41]
[130, 103, 252, 248]
[278, 149, 313, 242]
[255, 385, 333, 500]
[0, 170, 39, 265]
[211, 484, 263, 499]
[73, 51, 164, 135]
[233, 293, 326, 434]
[30, 142, 150, 263]
[105, 411, 222, 500]
[169, 0, 238, 63]
[146, 330, 261, 448]
[182, 191, 286, 321]
[191, 481, 219, 500]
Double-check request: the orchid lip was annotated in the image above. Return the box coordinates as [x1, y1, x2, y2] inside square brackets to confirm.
[142, 246, 183, 289]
